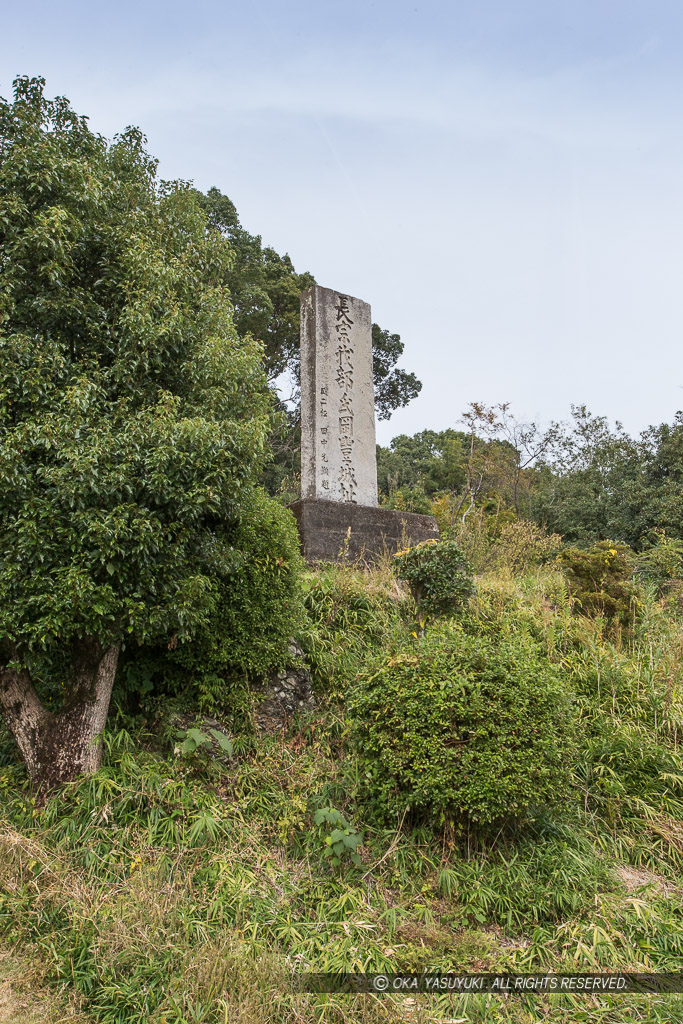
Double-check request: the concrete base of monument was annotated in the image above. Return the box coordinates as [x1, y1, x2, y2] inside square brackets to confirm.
[289, 499, 440, 564]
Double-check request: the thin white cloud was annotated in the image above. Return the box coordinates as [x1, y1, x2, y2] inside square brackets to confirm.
[68, 38, 677, 158]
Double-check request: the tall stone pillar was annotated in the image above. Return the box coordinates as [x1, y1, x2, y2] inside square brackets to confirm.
[291, 284, 439, 563]
[300, 285, 378, 506]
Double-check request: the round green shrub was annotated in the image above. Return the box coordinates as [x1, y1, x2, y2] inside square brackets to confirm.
[393, 539, 475, 619]
[174, 488, 305, 680]
[348, 621, 575, 830]
[558, 540, 637, 630]
[115, 488, 305, 721]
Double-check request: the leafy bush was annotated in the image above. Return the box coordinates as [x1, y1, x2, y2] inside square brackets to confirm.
[636, 531, 683, 597]
[393, 539, 475, 620]
[485, 520, 562, 574]
[312, 807, 363, 869]
[115, 489, 304, 723]
[175, 725, 234, 760]
[177, 489, 304, 679]
[349, 621, 575, 830]
[558, 540, 638, 630]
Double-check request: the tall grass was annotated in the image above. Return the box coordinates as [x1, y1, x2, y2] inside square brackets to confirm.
[299, 559, 411, 693]
[1, 561, 683, 1022]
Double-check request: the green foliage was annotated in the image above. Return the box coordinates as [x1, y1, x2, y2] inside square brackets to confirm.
[376, 410, 543, 521]
[5, 77, 683, 1024]
[370, 324, 422, 421]
[377, 428, 471, 497]
[379, 483, 432, 514]
[433, 503, 561, 575]
[0, 77, 272, 674]
[393, 539, 475, 620]
[473, 567, 683, 877]
[531, 406, 683, 551]
[2, 589, 683, 1024]
[175, 725, 234, 759]
[300, 561, 410, 692]
[113, 490, 304, 731]
[173, 489, 304, 680]
[559, 540, 638, 630]
[312, 807, 363, 869]
[579, 721, 683, 833]
[196, 187, 421, 422]
[195, 186, 315, 382]
[636, 530, 683, 596]
[349, 621, 575, 830]
[485, 519, 562, 574]
[382, 405, 683, 559]
[430, 498, 497, 569]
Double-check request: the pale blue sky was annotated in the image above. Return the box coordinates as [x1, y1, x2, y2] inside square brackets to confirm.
[3, 1, 683, 442]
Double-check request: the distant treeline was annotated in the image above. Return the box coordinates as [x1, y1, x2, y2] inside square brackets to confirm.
[376, 403, 683, 551]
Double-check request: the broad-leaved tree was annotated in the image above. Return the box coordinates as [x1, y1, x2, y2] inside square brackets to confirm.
[0, 78, 273, 789]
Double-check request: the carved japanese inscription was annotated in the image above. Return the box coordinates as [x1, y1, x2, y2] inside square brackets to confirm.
[300, 285, 378, 507]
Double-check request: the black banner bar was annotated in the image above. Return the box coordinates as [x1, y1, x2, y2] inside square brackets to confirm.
[298, 973, 683, 994]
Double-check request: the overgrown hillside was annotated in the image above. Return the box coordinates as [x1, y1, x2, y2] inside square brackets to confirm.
[2, 75, 683, 1024]
[1, 538, 683, 1024]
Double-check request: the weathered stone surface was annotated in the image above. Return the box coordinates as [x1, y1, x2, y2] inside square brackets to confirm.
[300, 285, 378, 507]
[296, 283, 438, 562]
[289, 499, 440, 564]
[252, 641, 316, 733]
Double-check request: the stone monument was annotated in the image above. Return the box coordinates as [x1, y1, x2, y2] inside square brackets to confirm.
[290, 284, 439, 563]
[300, 286, 377, 506]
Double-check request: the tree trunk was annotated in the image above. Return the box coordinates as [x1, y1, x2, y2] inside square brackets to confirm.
[0, 642, 121, 794]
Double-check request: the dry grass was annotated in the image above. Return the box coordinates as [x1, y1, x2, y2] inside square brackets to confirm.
[0, 948, 88, 1024]
[616, 864, 678, 897]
